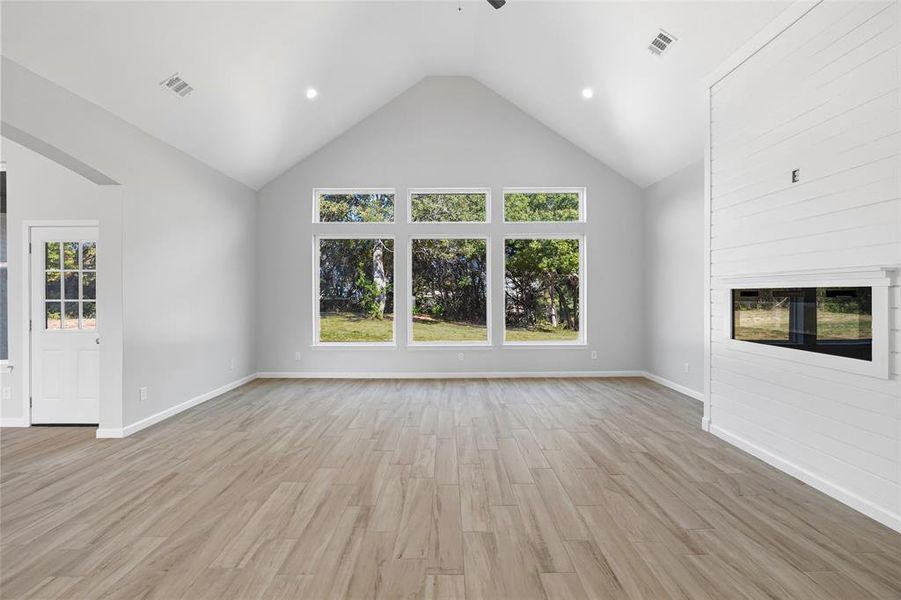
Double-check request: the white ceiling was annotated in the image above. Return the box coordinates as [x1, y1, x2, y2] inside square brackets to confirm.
[1, 1, 789, 190]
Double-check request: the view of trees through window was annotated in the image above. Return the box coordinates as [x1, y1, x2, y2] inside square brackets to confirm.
[411, 239, 488, 343]
[317, 191, 394, 222]
[409, 191, 487, 222]
[504, 190, 581, 222]
[313, 188, 585, 345]
[505, 238, 581, 342]
[318, 238, 394, 342]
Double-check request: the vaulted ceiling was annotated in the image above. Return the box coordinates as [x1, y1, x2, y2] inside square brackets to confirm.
[1, 1, 789, 190]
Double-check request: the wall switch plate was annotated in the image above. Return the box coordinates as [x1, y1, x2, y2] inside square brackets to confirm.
[139, 387, 148, 402]
[457, 352, 465, 361]
[684, 362, 690, 373]
[229, 358, 235, 370]
[294, 352, 302, 361]
[792, 169, 800, 183]
[1, 387, 10, 400]
[590, 350, 598, 360]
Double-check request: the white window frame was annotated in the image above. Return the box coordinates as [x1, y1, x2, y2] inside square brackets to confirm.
[502, 187, 586, 224]
[312, 188, 397, 224]
[719, 268, 894, 379]
[407, 234, 492, 347]
[502, 233, 587, 347]
[406, 187, 492, 224]
[312, 234, 398, 347]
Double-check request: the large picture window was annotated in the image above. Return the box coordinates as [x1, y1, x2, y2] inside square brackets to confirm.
[311, 186, 587, 349]
[732, 287, 872, 361]
[504, 237, 583, 344]
[316, 237, 395, 344]
[409, 238, 489, 345]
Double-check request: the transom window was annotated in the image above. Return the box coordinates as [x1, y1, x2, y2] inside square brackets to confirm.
[408, 189, 489, 223]
[314, 188, 395, 223]
[44, 241, 97, 330]
[503, 188, 584, 222]
[311, 186, 587, 346]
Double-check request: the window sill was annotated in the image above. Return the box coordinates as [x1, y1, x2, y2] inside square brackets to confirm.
[310, 342, 397, 348]
[502, 342, 588, 349]
[407, 342, 493, 350]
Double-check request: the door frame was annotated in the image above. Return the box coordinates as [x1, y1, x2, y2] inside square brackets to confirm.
[21, 219, 100, 426]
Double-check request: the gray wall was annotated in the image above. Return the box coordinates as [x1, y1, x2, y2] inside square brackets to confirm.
[257, 77, 644, 375]
[2, 58, 258, 429]
[642, 161, 704, 394]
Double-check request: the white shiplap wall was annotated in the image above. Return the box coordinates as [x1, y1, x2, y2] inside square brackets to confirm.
[707, 0, 901, 531]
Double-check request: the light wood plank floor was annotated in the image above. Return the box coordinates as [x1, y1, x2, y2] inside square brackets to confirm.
[2, 378, 900, 599]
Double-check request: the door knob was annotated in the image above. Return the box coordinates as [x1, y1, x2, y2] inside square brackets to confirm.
[95, 338, 100, 345]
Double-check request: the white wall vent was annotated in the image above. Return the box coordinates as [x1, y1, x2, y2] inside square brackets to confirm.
[159, 72, 194, 98]
[648, 30, 676, 56]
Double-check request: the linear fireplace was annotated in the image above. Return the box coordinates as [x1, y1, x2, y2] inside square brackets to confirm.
[731, 286, 872, 361]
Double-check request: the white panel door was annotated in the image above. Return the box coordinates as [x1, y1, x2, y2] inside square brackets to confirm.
[30, 226, 99, 424]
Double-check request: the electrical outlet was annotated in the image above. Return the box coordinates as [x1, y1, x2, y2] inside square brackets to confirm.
[457, 352, 464, 361]
[590, 350, 598, 360]
[1, 387, 10, 400]
[230, 358, 235, 370]
[294, 352, 302, 361]
[139, 387, 148, 402]
[684, 362, 690, 374]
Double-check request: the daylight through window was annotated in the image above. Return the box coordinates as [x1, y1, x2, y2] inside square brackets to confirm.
[505, 237, 582, 343]
[410, 238, 488, 344]
[317, 237, 395, 343]
[312, 187, 587, 346]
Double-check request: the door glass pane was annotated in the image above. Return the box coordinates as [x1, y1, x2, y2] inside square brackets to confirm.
[63, 242, 79, 269]
[63, 302, 79, 329]
[64, 272, 80, 300]
[45, 272, 61, 300]
[82, 242, 96, 270]
[82, 272, 96, 300]
[45, 242, 61, 270]
[82, 302, 97, 329]
[46, 302, 62, 330]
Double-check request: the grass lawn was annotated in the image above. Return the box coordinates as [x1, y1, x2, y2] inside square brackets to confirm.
[505, 326, 579, 342]
[734, 308, 871, 340]
[412, 315, 487, 342]
[320, 312, 393, 342]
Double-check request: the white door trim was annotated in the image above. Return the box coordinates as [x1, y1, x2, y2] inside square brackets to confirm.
[21, 220, 100, 426]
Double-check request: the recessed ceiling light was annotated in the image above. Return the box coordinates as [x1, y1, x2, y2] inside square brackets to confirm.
[581, 87, 594, 99]
[306, 88, 318, 100]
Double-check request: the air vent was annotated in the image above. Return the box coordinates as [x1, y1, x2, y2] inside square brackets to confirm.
[648, 29, 676, 56]
[159, 72, 194, 98]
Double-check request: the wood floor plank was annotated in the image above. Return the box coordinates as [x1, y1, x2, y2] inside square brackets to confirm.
[2, 377, 898, 599]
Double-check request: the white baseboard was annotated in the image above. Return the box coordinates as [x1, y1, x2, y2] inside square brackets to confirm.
[0, 417, 29, 428]
[96, 372, 258, 439]
[256, 370, 646, 379]
[710, 424, 901, 534]
[641, 371, 704, 402]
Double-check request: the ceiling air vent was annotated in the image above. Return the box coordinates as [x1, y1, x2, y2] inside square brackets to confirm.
[159, 72, 194, 98]
[648, 30, 676, 56]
